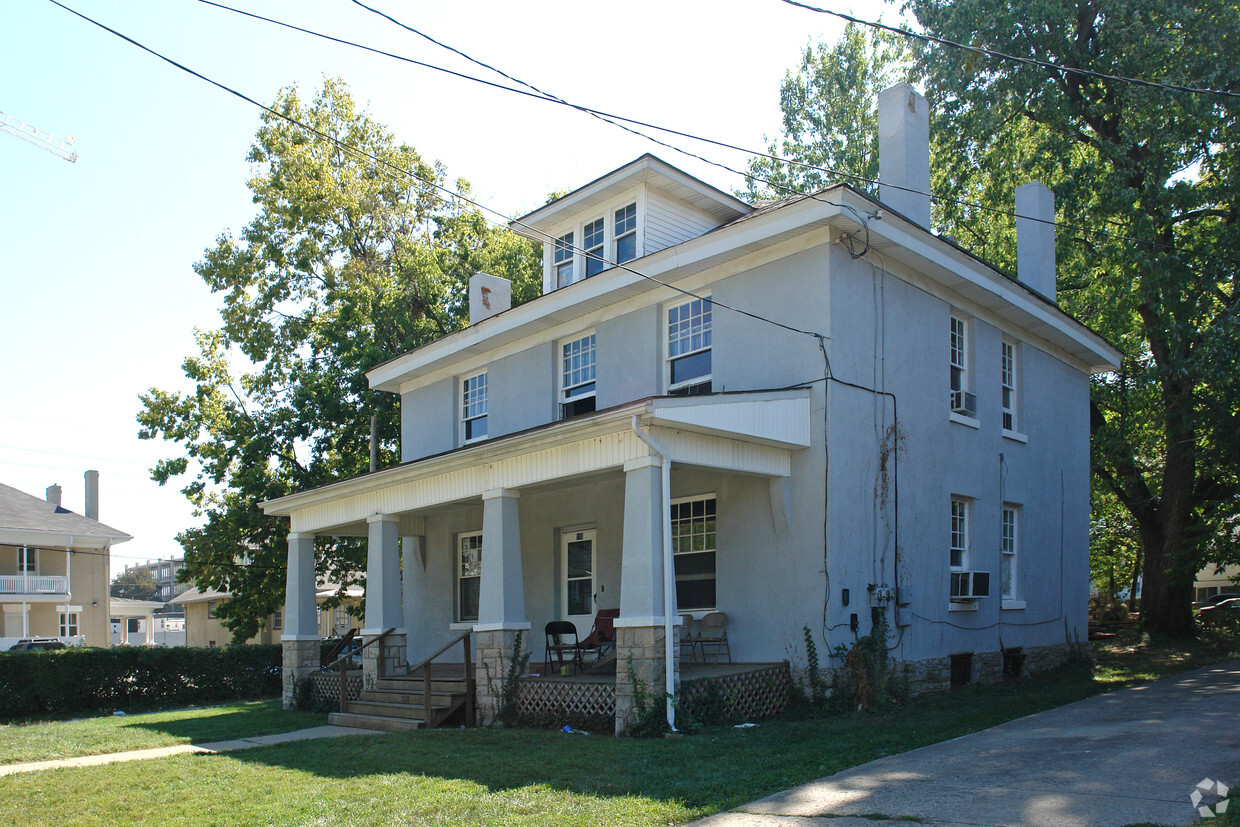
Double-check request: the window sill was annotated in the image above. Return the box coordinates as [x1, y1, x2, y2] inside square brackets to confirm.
[449, 622, 476, 632]
[948, 600, 979, 612]
[949, 412, 980, 429]
[1001, 600, 1026, 611]
[1002, 429, 1028, 443]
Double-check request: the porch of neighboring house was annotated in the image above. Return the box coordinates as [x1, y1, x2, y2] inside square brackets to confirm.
[264, 392, 809, 734]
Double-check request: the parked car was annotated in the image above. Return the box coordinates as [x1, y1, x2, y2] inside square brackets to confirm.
[8, 638, 67, 651]
[1194, 592, 1239, 610]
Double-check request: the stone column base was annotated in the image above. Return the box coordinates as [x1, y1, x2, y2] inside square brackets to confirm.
[362, 632, 408, 687]
[282, 638, 320, 710]
[474, 627, 530, 727]
[614, 623, 672, 735]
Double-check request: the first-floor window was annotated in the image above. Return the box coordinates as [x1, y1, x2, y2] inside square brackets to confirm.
[59, 612, 79, 637]
[272, 610, 283, 631]
[457, 532, 483, 623]
[332, 605, 350, 635]
[671, 494, 716, 611]
[462, 371, 488, 442]
[1001, 506, 1018, 599]
[950, 498, 968, 570]
[127, 617, 141, 634]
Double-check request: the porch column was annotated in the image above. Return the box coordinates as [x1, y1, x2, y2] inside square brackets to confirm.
[615, 455, 674, 734]
[475, 488, 530, 726]
[400, 534, 426, 661]
[281, 531, 319, 709]
[363, 514, 406, 685]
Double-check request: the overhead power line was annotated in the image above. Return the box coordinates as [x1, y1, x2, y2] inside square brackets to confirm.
[779, 0, 1240, 100]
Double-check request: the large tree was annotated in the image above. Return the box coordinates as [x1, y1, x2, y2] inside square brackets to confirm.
[139, 79, 541, 642]
[754, 2, 1240, 635]
[111, 567, 159, 602]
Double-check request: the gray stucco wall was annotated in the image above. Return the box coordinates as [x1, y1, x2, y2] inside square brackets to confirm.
[490, 342, 556, 436]
[401, 377, 457, 462]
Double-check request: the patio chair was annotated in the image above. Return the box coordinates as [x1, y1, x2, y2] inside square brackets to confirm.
[678, 613, 698, 663]
[696, 611, 731, 663]
[577, 608, 620, 668]
[544, 620, 581, 674]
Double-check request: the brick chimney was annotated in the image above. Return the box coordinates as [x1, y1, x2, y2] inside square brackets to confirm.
[878, 82, 932, 229]
[85, 469, 99, 520]
[1015, 181, 1057, 303]
[469, 272, 512, 325]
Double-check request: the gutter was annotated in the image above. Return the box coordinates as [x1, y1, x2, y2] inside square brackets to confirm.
[629, 415, 677, 732]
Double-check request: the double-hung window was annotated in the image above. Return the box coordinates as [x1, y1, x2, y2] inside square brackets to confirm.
[614, 203, 637, 264]
[950, 498, 968, 570]
[17, 546, 36, 574]
[1001, 506, 1017, 600]
[461, 371, 488, 443]
[1001, 341, 1017, 432]
[554, 232, 575, 288]
[667, 297, 712, 395]
[583, 218, 606, 278]
[561, 333, 597, 418]
[671, 494, 716, 611]
[59, 612, 79, 637]
[457, 531, 483, 623]
[949, 316, 976, 416]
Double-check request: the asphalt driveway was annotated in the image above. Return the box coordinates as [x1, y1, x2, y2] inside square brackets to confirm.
[694, 660, 1240, 827]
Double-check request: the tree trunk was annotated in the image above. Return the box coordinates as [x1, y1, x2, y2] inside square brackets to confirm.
[1128, 545, 1142, 611]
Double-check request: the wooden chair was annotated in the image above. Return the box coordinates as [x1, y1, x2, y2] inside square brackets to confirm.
[544, 620, 581, 674]
[696, 611, 731, 663]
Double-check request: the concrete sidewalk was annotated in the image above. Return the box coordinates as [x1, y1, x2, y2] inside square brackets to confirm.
[0, 724, 380, 777]
[694, 661, 1240, 827]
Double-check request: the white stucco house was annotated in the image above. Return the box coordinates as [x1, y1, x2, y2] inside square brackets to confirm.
[262, 83, 1120, 732]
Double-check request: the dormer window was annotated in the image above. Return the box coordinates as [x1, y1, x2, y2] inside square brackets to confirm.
[615, 203, 637, 264]
[555, 233, 575, 288]
[584, 218, 605, 278]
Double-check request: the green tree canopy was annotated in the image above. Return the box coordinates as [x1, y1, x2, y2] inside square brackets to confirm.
[138, 79, 541, 642]
[110, 567, 159, 602]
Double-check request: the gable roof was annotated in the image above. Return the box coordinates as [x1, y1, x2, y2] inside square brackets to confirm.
[0, 482, 132, 549]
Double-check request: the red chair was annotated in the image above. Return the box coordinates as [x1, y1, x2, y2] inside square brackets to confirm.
[577, 608, 620, 666]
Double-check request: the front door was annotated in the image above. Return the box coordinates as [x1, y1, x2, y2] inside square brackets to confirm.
[560, 528, 595, 635]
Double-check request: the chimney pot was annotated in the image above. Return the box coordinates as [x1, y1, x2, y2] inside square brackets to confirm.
[85, 469, 99, 521]
[1015, 181, 1057, 302]
[878, 82, 932, 229]
[46, 484, 62, 507]
[469, 272, 512, 325]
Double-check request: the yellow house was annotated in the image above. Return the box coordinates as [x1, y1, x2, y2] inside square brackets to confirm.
[172, 583, 361, 647]
[1, 475, 130, 650]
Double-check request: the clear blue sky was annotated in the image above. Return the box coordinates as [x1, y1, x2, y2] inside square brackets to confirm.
[0, 0, 901, 577]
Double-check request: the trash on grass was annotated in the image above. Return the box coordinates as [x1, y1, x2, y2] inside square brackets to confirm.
[561, 725, 589, 735]
[733, 722, 757, 728]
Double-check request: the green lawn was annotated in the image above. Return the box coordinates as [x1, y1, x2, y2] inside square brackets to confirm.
[0, 700, 327, 765]
[0, 631, 1234, 827]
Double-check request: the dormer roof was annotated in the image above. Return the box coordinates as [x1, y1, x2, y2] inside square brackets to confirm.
[510, 153, 751, 240]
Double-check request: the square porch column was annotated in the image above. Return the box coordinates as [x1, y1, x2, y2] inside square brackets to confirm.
[282, 532, 319, 709]
[475, 488, 530, 726]
[363, 514, 406, 685]
[615, 456, 677, 734]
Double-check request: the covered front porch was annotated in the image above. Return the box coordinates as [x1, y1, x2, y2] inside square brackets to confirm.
[262, 389, 809, 733]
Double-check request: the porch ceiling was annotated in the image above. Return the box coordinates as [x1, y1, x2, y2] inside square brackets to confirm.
[262, 389, 810, 536]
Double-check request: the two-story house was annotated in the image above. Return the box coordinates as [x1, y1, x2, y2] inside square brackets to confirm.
[1, 472, 130, 649]
[263, 83, 1120, 731]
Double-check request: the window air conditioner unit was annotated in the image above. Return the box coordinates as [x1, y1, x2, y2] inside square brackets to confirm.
[951, 571, 990, 601]
[950, 390, 977, 416]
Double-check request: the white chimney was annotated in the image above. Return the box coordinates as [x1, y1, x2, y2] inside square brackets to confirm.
[1015, 181, 1057, 302]
[85, 469, 99, 520]
[878, 82, 932, 229]
[469, 272, 512, 325]
[46, 484, 62, 507]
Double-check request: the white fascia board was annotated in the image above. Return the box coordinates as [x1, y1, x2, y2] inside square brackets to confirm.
[0, 528, 131, 549]
[852, 192, 1122, 373]
[648, 389, 812, 449]
[369, 194, 849, 394]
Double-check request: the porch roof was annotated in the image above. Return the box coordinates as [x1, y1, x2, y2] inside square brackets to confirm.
[260, 388, 811, 536]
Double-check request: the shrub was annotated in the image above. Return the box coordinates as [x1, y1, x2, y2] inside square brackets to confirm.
[0, 645, 282, 719]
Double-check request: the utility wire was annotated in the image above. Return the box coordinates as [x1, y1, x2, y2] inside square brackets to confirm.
[780, 0, 1240, 100]
[195, 0, 1240, 271]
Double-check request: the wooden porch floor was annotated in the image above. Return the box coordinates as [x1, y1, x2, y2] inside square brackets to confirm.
[401, 660, 783, 684]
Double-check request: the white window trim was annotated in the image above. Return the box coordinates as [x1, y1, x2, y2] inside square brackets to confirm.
[553, 232, 575, 289]
[17, 546, 38, 575]
[456, 530, 483, 624]
[543, 192, 643, 294]
[666, 295, 713, 393]
[1001, 504, 1019, 601]
[59, 612, 80, 637]
[461, 370, 488, 445]
[614, 201, 638, 265]
[950, 497, 968, 572]
[1001, 340, 1017, 433]
[559, 331, 597, 413]
[582, 217, 606, 279]
[670, 492, 717, 612]
[949, 314, 975, 419]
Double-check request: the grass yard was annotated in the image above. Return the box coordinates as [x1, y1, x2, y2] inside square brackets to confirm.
[0, 630, 1235, 827]
[0, 701, 327, 765]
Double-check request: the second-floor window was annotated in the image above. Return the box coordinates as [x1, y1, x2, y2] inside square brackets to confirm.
[668, 297, 712, 395]
[555, 232, 574, 288]
[462, 371, 488, 443]
[1001, 341, 1017, 432]
[615, 203, 637, 264]
[17, 546, 37, 574]
[561, 333, 597, 418]
[949, 316, 976, 416]
[584, 218, 605, 278]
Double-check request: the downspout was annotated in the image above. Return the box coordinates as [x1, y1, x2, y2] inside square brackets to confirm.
[64, 536, 73, 644]
[630, 415, 677, 731]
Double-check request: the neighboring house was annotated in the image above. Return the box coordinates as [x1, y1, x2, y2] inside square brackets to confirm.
[118, 556, 188, 604]
[1194, 564, 1240, 604]
[262, 83, 1121, 729]
[1, 472, 131, 650]
[172, 583, 360, 647]
[109, 597, 173, 646]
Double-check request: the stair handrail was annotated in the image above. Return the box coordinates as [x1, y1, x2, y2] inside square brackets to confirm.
[405, 630, 476, 728]
[321, 627, 358, 669]
[326, 627, 395, 714]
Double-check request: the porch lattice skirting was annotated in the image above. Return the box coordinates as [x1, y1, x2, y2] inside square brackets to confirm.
[681, 664, 791, 721]
[517, 679, 616, 727]
[310, 670, 363, 706]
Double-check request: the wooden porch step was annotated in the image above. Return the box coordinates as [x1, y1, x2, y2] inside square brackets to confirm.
[348, 699, 450, 719]
[329, 711, 423, 732]
[360, 688, 459, 705]
[374, 677, 469, 693]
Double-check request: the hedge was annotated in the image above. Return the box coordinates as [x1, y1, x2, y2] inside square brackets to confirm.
[0, 645, 282, 719]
